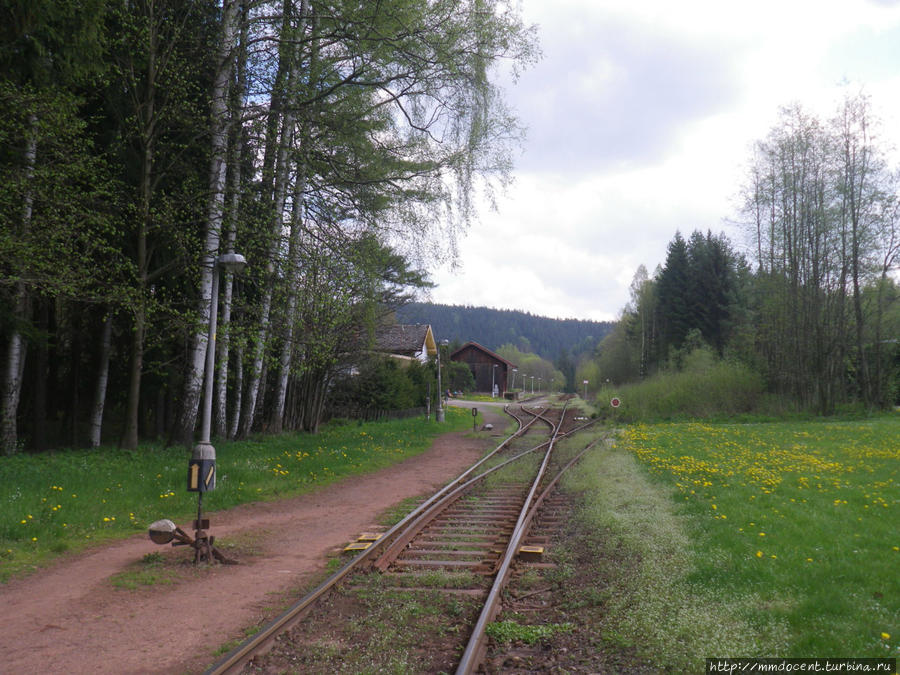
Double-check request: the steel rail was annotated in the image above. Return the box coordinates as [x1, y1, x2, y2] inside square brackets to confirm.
[372, 436, 560, 571]
[455, 402, 570, 675]
[203, 405, 543, 675]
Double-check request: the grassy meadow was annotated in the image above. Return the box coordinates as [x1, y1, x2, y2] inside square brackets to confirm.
[0, 407, 472, 582]
[565, 415, 898, 670]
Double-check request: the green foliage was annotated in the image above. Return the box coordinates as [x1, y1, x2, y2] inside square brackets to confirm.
[495, 344, 565, 392]
[0, 0, 541, 451]
[329, 357, 424, 411]
[0, 82, 126, 302]
[591, 317, 638, 385]
[444, 360, 476, 393]
[594, 230, 747, 390]
[593, 346, 766, 422]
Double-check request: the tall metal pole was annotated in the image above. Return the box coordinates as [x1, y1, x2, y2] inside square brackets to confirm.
[189, 253, 245, 562]
[435, 341, 445, 422]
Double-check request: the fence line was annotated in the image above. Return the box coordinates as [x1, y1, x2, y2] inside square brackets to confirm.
[322, 406, 427, 423]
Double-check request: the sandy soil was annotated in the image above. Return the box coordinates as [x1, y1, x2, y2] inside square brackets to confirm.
[0, 403, 509, 675]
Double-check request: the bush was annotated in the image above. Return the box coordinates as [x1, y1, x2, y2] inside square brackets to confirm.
[444, 360, 475, 393]
[595, 348, 765, 422]
[328, 356, 427, 411]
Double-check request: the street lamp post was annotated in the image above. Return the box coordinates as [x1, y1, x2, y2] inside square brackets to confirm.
[436, 339, 448, 422]
[530, 376, 534, 394]
[492, 364, 498, 397]
[511, 368, 518, 390]
[189, 252, 246, 562]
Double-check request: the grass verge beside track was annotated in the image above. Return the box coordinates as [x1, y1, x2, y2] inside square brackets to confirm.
[562, 416, 898, 671]
[0, 407, 472, 582]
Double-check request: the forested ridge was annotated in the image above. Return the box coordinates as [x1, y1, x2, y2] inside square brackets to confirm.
[0, 0, 538, 453]
[396, 302, 613, 360]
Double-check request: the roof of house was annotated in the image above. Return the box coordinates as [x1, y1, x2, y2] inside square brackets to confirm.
[450, 341, 517, 368]
[374, 324, 436, 357]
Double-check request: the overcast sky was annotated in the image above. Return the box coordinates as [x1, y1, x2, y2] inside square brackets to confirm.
[423, 0, 900, 322]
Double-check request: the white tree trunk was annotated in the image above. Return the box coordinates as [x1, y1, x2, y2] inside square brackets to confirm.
[179, 0, 241, 442]
[89, 313, 113, 447]
[270, 172, 306, 432]
[228, 343, 244, 440]
[2, 114, 37, 455]
[2, 301, 28, 455]
[214, 0, 249, 439]
[239, 48, 302, 437]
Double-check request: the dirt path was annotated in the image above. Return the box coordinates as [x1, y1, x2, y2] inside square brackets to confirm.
[0, 405, 509, 675]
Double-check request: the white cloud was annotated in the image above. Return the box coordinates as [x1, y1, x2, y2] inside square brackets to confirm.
[427, 0, 900, 323]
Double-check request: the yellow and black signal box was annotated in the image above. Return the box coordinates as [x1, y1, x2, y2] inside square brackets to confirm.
[187, 459, 216, 492]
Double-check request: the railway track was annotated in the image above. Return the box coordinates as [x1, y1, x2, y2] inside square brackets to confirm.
[205, 402, 600, 674]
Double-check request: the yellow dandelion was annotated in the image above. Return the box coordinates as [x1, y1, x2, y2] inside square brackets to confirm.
[759, 532, 766, 537]
[881, 632, 890, 640]
[756, 550, 763, 558]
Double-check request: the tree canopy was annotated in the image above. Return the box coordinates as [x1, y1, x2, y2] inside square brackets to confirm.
[0, 0, 539, 453]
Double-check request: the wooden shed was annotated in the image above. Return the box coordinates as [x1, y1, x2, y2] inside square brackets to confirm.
[450, 342, 516, 397]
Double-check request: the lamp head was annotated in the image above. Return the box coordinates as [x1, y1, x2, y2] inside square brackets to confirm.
[217, 252, 247, 273]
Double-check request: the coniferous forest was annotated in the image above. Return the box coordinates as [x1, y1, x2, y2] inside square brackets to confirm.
[396, 303, 613, 362]
[0, 0, 538, 453]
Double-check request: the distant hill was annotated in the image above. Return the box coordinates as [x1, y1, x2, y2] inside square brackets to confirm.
[395, 302, 614, 360]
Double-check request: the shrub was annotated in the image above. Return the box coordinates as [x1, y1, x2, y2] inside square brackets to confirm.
[596, 348, 765, 422]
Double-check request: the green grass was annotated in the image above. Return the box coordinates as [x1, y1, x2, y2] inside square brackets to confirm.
[109, 552, 179, 589]
[0, 407, 471, 582]
[565, 414, 898, 670]
[485, 619, 574, 645]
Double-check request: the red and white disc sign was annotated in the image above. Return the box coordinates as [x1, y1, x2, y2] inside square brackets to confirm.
[610, 397, 621, 408]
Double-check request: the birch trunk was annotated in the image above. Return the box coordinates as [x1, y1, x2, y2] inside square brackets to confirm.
[89, 313, 114, 447]
[2, 113, 38, 455]
[228, 343, 244, 439]
[238, 0, 306, 437]
[269, 172, 306, 433]
[214, 0, 249, 439]
[177, 0, 241, 444]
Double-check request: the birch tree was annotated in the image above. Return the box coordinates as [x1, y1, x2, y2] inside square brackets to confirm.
[176, 0, 243, 443]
